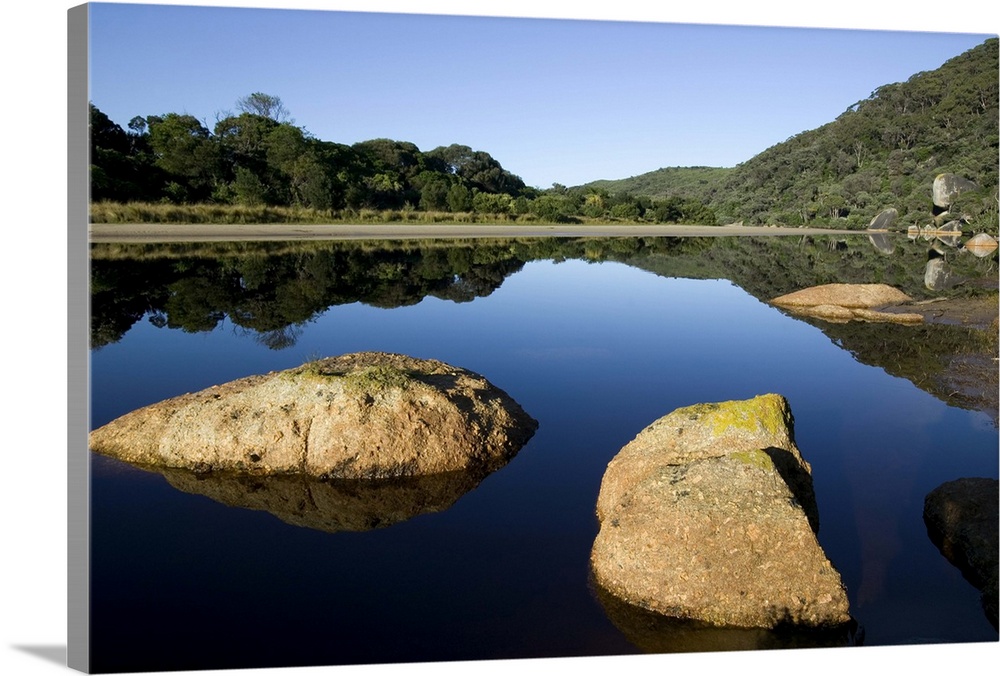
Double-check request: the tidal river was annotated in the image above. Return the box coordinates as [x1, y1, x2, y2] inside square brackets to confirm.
[86, 234, 998, 672]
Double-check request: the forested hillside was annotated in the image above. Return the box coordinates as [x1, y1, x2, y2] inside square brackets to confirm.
[580, 38, 998, 230]
[90, 91, 727, 225]
[581, 167, 732, 206]
[91, 39, 997, 229]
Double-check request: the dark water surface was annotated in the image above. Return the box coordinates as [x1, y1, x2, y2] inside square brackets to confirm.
[88, 236, 998, 672]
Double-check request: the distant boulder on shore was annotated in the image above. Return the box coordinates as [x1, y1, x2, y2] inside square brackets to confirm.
[590, 394, 852, 631]
[932, 173, 979, 209]
[771, 283, 923, 324]
[89, 352, 538, 480]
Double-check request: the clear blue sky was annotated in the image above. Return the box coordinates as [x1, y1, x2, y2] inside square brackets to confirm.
[86, 2, 993, 188]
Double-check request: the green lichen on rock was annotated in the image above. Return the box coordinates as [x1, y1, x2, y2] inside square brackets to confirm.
[292, 360, 415, 393]
[286, 359, 342, 379]
[341, 365, 414, 394]
[677, 394, 789, 439]
[729, 448, 776, 471]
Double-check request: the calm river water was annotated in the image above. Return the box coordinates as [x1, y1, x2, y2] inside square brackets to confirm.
[87, 235, 998, 672]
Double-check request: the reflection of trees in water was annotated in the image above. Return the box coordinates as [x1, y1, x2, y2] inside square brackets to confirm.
[90, 235, 997, 352]
[628, 233, 997, 303]
[89, 234, 997, 424]
[89, 241, 534, 349]
[797, 315, 998, 424]
[250, 325, 303, 350]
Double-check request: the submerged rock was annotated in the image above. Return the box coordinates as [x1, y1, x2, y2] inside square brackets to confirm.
[591, 394, 851, 630]
[89, 352, 538, 480]
[771, 283, 923, 324]
[924, 478, 999, 630]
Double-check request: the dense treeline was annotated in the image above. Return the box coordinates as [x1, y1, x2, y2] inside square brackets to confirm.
[90, 92, 528, 212]
[90, 92, 717, 225]
[91, 39, 997, 228]
[583, 38, 999, 231]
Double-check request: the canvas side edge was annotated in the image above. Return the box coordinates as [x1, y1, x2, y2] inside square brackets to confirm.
[67, 3, 91, 673]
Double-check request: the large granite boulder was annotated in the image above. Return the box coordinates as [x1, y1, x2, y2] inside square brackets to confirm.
[923, 478, 999, 630]
[89, 352, 538, 480]
[933, 173, 979, 209]
[591, 394, 851, 630]
[771, 283, 923, 324]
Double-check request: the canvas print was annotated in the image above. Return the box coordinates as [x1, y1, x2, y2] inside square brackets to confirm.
[72, 2, 998, 673]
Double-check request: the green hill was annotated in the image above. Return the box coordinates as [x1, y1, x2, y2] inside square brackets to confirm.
[582, 166, 733, 205]
[578, 38, 998, 231]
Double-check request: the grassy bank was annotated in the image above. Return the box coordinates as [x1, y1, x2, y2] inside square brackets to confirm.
[90, 201, 615, 226]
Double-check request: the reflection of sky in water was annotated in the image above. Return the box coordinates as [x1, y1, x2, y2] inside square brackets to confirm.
[89, 255, 998, 670]
[93, 259, 851, 428]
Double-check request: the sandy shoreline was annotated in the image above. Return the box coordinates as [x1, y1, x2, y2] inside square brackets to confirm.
[88, 222, 858, 243]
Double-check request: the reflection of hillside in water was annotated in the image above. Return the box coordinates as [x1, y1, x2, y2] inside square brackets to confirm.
[90, 235, 997, 420]
[797, 314, 997, 425]
[910, 226, 997, 291]
[627, 232, 997, 422]
[808, 234, 996, 423]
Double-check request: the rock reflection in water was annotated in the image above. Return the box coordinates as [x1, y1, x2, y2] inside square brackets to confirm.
[935, 233, 963, 249]
[147, 464, 498, 533]
[867, 232, 895, 255]
[592, 583, 860, 653]
[924, 255, 964, 291]
[965, 233, 999, 258]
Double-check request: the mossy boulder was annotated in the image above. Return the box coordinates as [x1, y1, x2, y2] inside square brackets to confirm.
[591, 394, 851, 630]
[89, 352, 538, 480]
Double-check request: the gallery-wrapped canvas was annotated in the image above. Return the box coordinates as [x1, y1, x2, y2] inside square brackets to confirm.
[62, 2, 998, 675]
